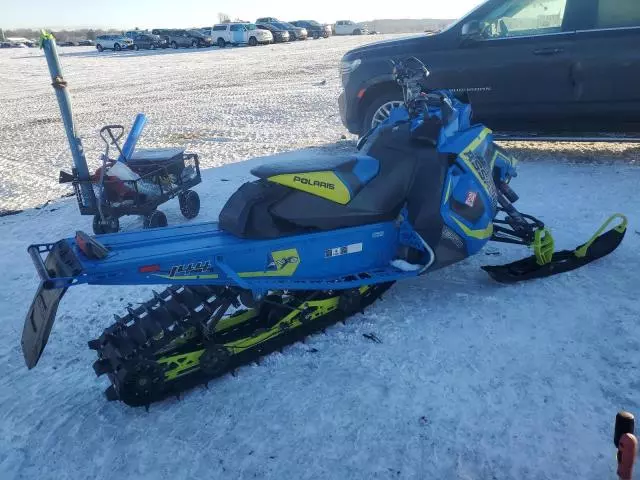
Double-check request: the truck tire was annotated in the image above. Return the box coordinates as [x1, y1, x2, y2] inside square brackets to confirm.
[171, 41, 178, 49]
[96, 44, 103, 52]
[361, 90, 404, 135]
[217, 38, 225, 48]
[114, 43, 121, 51]
[191, 40, 198, 48]
[249, 36, 258, 46]
[353, 29, 362, 35]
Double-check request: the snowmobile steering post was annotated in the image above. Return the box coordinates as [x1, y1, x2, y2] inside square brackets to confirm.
[40, 33, 95, 209]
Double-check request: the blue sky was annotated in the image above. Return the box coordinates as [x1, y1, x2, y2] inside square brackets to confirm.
[3, 0, 486, 29]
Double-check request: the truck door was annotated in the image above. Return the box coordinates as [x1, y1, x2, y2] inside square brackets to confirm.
[569, 0, 640, 130]
[438, 0, 579, 129]
[231, 25, 244, 44]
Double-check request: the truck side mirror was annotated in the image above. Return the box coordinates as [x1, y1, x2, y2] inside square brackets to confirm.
[460, 20, 482, 41]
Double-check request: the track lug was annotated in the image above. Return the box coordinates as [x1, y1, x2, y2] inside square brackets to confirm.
[92, 358, 113, 376]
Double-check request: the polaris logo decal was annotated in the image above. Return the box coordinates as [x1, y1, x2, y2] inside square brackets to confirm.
[293, 176, 335, 190]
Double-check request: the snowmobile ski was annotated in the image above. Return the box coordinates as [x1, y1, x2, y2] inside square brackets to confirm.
[483, 214, 627, 283]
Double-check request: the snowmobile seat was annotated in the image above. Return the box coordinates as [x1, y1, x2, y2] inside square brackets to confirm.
[251, 155, 379, 205]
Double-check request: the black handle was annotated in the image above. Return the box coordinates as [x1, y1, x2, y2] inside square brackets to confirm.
[533, 47, 564, 56]
[28, 246, 52, 282]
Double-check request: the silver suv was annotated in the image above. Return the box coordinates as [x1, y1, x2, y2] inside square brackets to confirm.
[95, 35, 133, 52]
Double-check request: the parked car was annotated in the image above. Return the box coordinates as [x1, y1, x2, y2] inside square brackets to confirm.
[0, 42, 10, 49]
[203, 23, 273, 47]
[77, 40, 95, 46]
[339, 0, 640, 137]
[132, 33, 166, 50]
[256, 23, 290, 43]
[95, 35, 133, 52]
[290, 20, 332, 39]
[187, 29, 214, 47]
[152, 29, 210, 49]
[334, 20, 369, 36]
[57, 41, 76, 47]
[278, 22, 308, 40]
[256, 17, 281, 24]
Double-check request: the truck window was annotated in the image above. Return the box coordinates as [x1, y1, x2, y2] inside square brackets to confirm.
[477, 0, 568, 38]
[596, 0, 640, 28]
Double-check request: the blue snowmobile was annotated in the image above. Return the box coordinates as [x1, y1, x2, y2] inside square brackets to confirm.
[22, 43, 627, 406]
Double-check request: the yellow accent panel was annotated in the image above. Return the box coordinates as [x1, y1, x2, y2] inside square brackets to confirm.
[239, 248, 300, 278]
[452, 216, 494, 240]
[215, 309, 258, 332]
[158, 349, 205, 381]
[268, 171, 351, 204]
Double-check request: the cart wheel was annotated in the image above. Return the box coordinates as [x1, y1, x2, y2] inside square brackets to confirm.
[179, 190, 200, 219]
[92, 215, 120, 234]
[144, 210, 168, 229]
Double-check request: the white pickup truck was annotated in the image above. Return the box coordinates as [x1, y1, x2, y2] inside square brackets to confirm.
[202, 23, 273, 47]
[334, 20, 369, 36]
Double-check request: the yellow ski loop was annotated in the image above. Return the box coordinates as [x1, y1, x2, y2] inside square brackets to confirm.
[533, 228, 555, 266]
[575, 213, 628, 259]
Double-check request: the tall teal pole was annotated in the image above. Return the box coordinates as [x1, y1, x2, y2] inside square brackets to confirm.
[40, 32, 95, 209]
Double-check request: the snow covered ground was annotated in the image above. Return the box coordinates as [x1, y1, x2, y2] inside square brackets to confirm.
[1, 36, 640, 480]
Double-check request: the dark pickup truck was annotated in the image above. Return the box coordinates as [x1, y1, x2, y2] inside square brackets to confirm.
[339, 0, 640, 136]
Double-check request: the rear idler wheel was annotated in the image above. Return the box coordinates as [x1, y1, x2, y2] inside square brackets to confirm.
[118, 360, 166, 406]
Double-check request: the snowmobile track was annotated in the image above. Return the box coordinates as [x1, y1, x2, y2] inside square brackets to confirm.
[90, 283, 394, 407]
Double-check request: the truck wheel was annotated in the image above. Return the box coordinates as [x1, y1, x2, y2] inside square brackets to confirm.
[93, 215, 119, 234]
[217, 38, 225, 48]
[144, 210, 168, 229]
[179, 190, 200, 219]
[114, 43, 121, 51]
[353, 29, 362, 35]
[191, 40, 198, 48]
[362, 91, 404, 134]
[96, 44, 103, 52]
[249, 36, 258, 46]
[171, 41, 178, 49]
[133, 44, 139, 51]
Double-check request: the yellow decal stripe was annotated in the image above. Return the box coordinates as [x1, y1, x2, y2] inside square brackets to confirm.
[452, 216, 494, 240]
[153, 273, 219, 280]
[268, 171, 351, 204]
